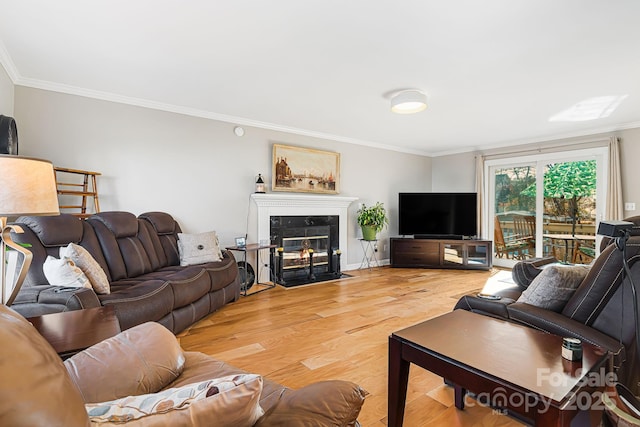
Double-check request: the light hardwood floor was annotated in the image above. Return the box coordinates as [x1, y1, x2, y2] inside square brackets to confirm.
[178, 266, 524, 426]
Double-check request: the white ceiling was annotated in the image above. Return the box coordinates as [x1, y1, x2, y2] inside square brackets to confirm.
[1, 1, 639, 156]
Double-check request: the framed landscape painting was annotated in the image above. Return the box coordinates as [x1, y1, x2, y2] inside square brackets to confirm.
[272, 144, 340, 194]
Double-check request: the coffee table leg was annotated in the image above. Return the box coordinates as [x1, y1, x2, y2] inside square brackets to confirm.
[453, 383, 466, 410]
[388, 336, 410, 427]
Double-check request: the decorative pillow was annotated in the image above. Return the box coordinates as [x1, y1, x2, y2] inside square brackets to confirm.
[60, 243, 110, 294]
[177, 231, 222, 266]
[86, 374, 264, 426]
[42, 255, 92, 288]
[517, 264, 591, 312]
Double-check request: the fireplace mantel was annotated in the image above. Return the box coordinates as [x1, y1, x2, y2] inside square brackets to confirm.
[251, 193, 358, 209]
[251, 193, 358, 280]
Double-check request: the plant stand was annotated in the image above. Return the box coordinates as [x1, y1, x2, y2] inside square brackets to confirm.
[359, 238, 379, 270]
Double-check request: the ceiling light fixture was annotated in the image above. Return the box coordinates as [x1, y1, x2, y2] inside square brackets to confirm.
[391, 90, 427, 114]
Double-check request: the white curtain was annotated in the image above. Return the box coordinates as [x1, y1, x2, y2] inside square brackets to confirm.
[475, 154, 484, 238]
[606, 137, 623, 220]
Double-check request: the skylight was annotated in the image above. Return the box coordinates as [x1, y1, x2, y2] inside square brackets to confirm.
[549, 95, 628, 122]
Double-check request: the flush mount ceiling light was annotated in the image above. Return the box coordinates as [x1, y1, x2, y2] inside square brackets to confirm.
[549, 95, 628, 122]
[390, 90, 427, 114]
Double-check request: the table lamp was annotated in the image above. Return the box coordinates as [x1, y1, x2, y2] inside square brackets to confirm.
[0, 155, 59, 305]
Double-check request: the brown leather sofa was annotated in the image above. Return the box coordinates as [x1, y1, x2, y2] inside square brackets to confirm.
[9, 211, 240, 333]
[454, 235, 640, 395]
[0, 304, 366, 426]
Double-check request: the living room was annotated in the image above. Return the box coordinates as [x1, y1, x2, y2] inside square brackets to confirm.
[2, 2, 640, 426]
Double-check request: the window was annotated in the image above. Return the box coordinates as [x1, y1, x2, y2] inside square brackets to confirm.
[485, 147, 607, 267]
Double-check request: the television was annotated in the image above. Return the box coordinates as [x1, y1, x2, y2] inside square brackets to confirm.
[398, 192, 478, 238]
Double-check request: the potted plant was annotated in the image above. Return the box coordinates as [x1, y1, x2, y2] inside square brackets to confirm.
[356, 202, 388, 241]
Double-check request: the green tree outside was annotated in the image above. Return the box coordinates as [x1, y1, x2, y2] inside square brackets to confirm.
[521, 160, 596, 235]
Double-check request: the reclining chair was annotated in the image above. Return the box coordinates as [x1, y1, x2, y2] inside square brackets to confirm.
[455, 234, 640, 396]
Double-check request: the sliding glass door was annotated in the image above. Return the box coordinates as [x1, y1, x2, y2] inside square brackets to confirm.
[486, 148, 606, 268]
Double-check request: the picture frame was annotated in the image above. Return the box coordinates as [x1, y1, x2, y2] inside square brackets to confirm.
[235, 236, 246, 248]
[272, 144, 340, 194]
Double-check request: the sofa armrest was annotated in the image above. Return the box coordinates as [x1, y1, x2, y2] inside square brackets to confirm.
[454, 295, 515, 320]
[37, 287, 101, 309]
[11, 286, 101, 317]
[65, 322, 185, 403]
[507, 302, 626, 368]
[511, 256, 559, 288]
[254, 380, 367, 427]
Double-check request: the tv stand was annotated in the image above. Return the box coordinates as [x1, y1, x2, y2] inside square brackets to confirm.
[390, 237, 492, 270]
[414, 234, 465, 240]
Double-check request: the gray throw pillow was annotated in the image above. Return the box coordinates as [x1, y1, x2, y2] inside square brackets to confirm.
[177, 231, 223, 266]
[517, 264, 590, 312]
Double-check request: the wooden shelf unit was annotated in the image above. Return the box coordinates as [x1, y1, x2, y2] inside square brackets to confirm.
[54, 167, 101, 219]
[390, 237, 492, 270]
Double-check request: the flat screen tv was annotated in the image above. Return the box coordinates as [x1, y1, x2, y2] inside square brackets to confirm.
[398, 192, 477, 238]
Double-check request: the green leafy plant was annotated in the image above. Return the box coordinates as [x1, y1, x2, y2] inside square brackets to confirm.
[356, 202, 388, 233]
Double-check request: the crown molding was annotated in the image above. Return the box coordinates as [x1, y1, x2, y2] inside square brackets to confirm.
[13, 76, 433, 157]
[0, 40, 19, 83]
[8, 71, 640, 159]
[429, 120, 640, 157]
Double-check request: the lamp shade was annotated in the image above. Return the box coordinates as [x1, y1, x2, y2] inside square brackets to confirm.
[391, 90, 428, 114]
[0, 155, 60, 216]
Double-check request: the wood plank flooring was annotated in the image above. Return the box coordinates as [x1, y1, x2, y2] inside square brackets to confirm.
[178, 266, 524, 426]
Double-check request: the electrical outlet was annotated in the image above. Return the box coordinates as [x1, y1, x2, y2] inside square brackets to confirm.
[625, 202, 636, 211]
[383, 244, 387, 252]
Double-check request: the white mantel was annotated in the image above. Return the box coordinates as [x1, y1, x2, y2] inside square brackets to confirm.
[251, 193, 358, 280]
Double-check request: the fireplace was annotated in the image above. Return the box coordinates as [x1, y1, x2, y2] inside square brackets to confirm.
[252, 193, 358, 285]
[270, 216, 340, 286]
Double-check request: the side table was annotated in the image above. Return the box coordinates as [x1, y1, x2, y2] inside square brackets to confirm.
[28, 305, 121, 359]
[226, 243, 277, 296]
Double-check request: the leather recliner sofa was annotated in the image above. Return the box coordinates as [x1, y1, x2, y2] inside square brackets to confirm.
[0, 304, 366, 426]
[454, 234, 640, 395]
[9, 211, 240, 333]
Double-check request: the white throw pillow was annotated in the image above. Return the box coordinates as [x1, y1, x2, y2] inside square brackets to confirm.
[177, 231, 223, 266]
[60, 243, 111, 295]
[86, 374, 264, 427]
[517, 264, 591, 312]
[42, 256, 91, 289]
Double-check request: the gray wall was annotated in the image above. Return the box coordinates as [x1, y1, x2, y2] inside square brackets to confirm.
[13, 86, 431, 267]
[7, 58, 640, 267]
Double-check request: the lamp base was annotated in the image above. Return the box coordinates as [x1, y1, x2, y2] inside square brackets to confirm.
[1, 217, 31, 306]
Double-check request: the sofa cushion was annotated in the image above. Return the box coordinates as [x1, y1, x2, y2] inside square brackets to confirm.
[90, 212, 139, 238]
[85, 374, 264, 427]
[42, 255, 91, 289]
[88, 212, 155, 280]
[0, 304, 90, 426]
[139, 212, 182, 267]
[65, 322, 185, 404]
[16, 213, 84, 246]
[98, 280, 175, 331]
[177, 232, 222, 266]
[61, 243, 110, 294]
[517, 264, 591, 312]
[139, 212, 180, 235]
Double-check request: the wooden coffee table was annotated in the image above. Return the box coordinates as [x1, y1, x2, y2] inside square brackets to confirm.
[28, 306, 121, 359]
[388, 309, 612, 426]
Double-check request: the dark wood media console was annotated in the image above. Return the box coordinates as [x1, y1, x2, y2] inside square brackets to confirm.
[390, 237, 492, 270]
